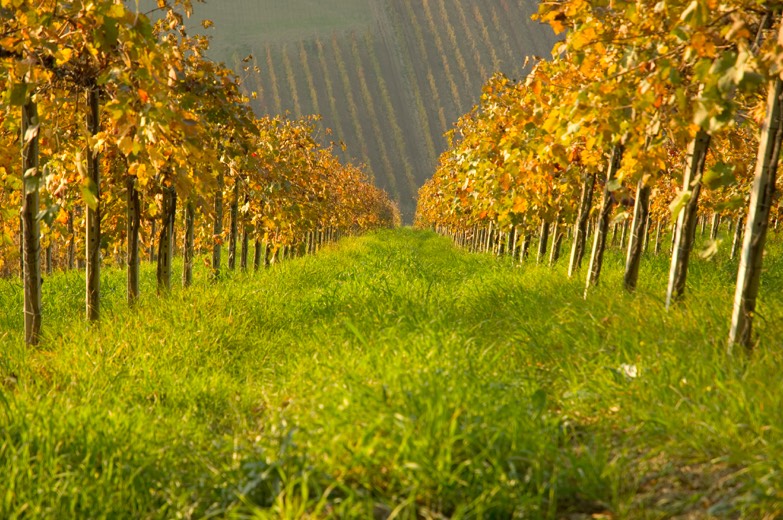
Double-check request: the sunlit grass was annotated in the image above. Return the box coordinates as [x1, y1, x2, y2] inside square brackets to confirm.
[1, 228, 781, 518]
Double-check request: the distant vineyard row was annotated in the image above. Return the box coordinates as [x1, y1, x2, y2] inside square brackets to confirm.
[231, 0, 557, 220]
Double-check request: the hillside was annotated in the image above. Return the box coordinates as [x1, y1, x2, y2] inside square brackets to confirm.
[164, 0, 558, 221]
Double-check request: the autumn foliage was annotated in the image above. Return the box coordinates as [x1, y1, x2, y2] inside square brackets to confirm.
[1, 0, 398, 343]
[416, 0, 783, 349]
[0, 1, 397, 276]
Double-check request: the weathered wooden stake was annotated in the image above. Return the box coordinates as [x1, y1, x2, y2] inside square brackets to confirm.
[21, 98, 42, 344]
[666, 129, 711, 308]
[729, 64, 783, 351]
[585, 145, 623, 296]
[85, 86, 101, 321]
[127, 175, 141, 303]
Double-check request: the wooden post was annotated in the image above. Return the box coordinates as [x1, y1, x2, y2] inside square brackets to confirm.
[254, 238, 263, 271]
[730, 216, 743, 261]
[127, 176, 141, 303]
[729, 64, 783, 350]
[549, 218, 563, 266]
[585, 145, 623, 296]
[212, 172, 224, 279]
[183, 199, 195, 287]
[497, 231, 507, 256]
[156, 186, 176, 293]
[149, 220, 156, 263]
[485, 222, 493, 253]
[624, 178, 651, 292]
[666, 129, 711, 308]
[67, 210, 75, 270]
[521, 233, 531, 261]
[21, 98, 42, 344]
[620, 218, 629, 248]
[568, 171, 596, 277]
[85, 86, 101, 321]
[240, 210, 249, 272]
[536, 219, 549, 265]
[264, 241, 272, 268]
[710, 212, 721, 240]
[228, 179, 239, 271]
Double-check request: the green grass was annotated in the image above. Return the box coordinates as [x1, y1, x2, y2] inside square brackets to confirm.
[1, 228, 782, 518]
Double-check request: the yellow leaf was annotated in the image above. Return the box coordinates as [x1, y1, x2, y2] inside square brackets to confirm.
[107, 4, 125, 18]
[512, 197, 527, 213]
[55, 48, 73, 66]
[691, 32, 715, 57]
[129, 162, 150, 187]
[118, 136, 134, 156]
[571, 27, 596, 51]
[550, 19, 566, 34]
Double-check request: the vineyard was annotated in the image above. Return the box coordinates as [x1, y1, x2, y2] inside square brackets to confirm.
[0, 1, 399, 345]
[4, 0, 783, 517]
[182, 0, 558, 220]
[417, 0, 783, 352]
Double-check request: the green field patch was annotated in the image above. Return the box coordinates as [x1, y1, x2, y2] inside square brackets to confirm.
[2, 229, 782, 517]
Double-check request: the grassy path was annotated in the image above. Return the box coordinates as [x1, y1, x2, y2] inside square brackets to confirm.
[1, 229, 782, 518]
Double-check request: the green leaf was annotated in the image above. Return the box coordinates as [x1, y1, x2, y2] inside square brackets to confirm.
[611, 211, 629, 225]
[670, 190, 692, 221]
[133, 15, 154, 39]
[81, 180, 99, 210]
[8, 83, 28, 106]
[710, 51, 736, 78]
[716, 195, 745, 212]
[693, 101, 712, 128]
[107, 3, 126, 18]
[709, 106, 735, 133]
[693, 58, 714, 80]
[23, 167, 40, 196]
[607, 178, 623, 192]
[4, 175, 22, 190]
[671, 27, 689, 42]
[669, 68, 683, 85]
[36, 204, 60, 226]
[738, 71, 764, 91]
[96, 18, 119, 48]
[680, 0, 707, 26]
[703, 162, 735, 189]
[23, 175, 39, 196]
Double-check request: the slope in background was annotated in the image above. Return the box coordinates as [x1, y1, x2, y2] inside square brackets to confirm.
[142, 0, 558, 221]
